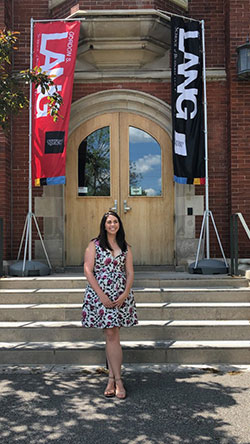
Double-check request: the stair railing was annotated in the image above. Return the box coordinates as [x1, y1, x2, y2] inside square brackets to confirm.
[230, 213, 250, 275]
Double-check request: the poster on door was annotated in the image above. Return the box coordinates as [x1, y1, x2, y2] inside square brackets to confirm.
[32, 20, 80, 186]
[171, 16, 205, 185]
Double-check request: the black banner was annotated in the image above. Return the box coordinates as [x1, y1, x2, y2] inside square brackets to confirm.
[171, 17, 205, 185]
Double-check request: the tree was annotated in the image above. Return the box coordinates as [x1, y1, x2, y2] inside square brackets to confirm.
[79, 127, 111, 196]
[0, 29, 62, 131]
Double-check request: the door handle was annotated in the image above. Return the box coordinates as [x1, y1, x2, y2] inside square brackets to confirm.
[109, 200, 118, 212]
[123, 200, 131, 214]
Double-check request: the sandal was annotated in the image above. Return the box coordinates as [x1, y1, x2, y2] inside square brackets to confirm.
[104, 376, 115, 398]
[115, 378, 127, 400]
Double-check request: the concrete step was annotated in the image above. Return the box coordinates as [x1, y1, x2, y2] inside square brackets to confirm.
[135, 287, 250, 303]
[1, 302, 250, 321]
[0, 320, 250, 341]
[0, 340, 249, 365]
[0, 273, 249, 366]
[0, 275, 248, 289]
[136, 302, 250, 320]
[0, 287, 250, 304]
[0, 277, 88, 289]
[134, 277, 248, 288]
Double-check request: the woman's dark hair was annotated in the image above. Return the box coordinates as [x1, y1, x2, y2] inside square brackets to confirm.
[97, 211, 128, 252]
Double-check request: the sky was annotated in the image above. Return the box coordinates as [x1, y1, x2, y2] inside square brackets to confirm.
[129, 126, 162, 196]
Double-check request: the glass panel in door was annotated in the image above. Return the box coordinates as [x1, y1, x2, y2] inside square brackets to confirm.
[129, 126, 162, 197]
[78, 126, 110, 196]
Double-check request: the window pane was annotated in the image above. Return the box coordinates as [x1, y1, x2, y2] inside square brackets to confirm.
[129, 126, 162, 196]
[78, 127, 110, 196]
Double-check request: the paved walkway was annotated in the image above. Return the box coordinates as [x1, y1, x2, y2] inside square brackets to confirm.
[0, 365, 250, 444]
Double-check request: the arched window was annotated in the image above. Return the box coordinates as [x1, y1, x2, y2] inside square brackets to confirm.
[78, 126, 110, 196]
[129, 127, 162, 196]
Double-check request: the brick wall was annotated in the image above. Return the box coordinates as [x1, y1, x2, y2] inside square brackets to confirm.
[189, 0, 226, 67]
[191, 0, 250, 258]
[227, 0, 250, 256]
[13, 0, 50, 70]
[10, 0, 50, 258]
[189, 1, 229, 257]
[51, 0, 186, 17]
[0, 129, 11, 259]
[0, 0, 13, 259]
[72, 81, 171, 103]
[11, 109, 30, 259]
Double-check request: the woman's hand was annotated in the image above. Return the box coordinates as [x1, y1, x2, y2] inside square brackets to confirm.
[114, 293, 128, 308]
[99, 294, 116, 309]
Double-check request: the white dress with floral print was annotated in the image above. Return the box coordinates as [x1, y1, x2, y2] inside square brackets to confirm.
[81, 240, 138, 329]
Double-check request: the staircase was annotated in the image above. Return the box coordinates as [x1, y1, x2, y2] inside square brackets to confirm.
[0, 273, 250, 366]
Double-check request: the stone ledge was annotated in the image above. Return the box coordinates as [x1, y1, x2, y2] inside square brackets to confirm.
[48, 0, 65, 9]
[74, 68, 226, 82]
[49, 1, 188, 12]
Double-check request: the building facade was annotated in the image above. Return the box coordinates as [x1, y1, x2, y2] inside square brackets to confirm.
[0, 0, 250, 268]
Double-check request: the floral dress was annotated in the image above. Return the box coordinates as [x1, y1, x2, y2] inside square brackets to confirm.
[81, 239, 138, 329]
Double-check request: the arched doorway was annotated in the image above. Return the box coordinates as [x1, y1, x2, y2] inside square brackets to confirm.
[65, 91, 174, 266]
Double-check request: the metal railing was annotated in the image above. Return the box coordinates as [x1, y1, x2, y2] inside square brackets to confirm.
[230, 213, 250, 275]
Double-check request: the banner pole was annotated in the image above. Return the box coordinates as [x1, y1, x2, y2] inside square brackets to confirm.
[191, 20, 228, 272]
[201, 19, 210, 259]
[13, 18, 81, 276]
[28, 17, 34, 261]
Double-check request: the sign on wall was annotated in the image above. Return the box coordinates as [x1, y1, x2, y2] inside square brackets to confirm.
[32, 21, 80, 186]
[171, 16, 205, 185]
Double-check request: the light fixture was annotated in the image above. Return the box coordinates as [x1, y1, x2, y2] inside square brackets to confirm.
[237, 36, 250, 79]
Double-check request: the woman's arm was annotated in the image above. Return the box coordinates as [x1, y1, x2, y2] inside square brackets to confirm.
[84, 241, 115, 309]
[114, 246, 134, 308]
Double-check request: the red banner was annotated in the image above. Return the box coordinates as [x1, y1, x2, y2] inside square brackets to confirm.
[32, 21, 80, 186]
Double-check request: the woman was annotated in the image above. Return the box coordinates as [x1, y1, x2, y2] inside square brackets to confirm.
[82, 211, 138, 399]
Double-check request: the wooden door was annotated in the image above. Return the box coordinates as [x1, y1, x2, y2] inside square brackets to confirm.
[120, 113, 174, 265]
[65, 112, 174, 265]
[65, 114, 119, 265]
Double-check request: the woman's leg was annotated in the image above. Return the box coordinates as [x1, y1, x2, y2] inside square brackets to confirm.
[104, 356, 115, 397]
[104, 327, 126, 398]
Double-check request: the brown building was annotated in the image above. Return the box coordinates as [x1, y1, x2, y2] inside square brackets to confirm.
[0, 0, 250, 269]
